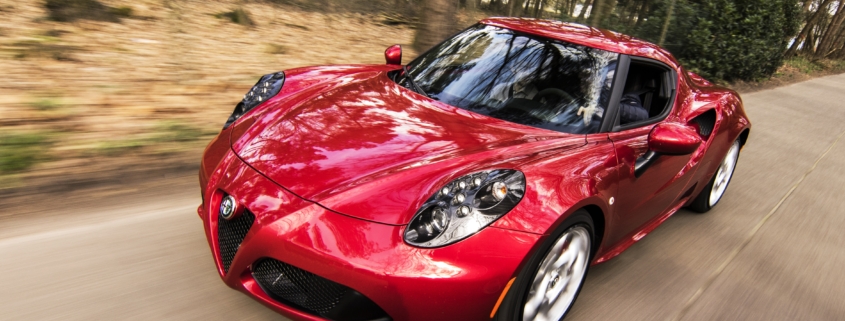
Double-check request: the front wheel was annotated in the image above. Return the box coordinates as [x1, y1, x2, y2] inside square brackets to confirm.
[495, 211, 593, 321]
[689, 139, 741, 213]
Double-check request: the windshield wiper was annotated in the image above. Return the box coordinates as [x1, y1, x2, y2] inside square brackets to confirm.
[402, 65, 429, 98]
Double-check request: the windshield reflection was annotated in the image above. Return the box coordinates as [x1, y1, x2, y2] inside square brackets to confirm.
[405, 24, 618, 134]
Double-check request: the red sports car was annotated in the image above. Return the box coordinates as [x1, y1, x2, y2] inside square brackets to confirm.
[198, 18, 750, 321]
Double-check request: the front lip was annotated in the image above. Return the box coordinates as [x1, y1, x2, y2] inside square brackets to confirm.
[200, 152, 542, 321]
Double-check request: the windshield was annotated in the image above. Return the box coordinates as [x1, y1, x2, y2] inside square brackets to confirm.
[402, 24, 619, 134]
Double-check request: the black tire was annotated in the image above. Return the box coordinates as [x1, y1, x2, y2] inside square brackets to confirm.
[689, 139, 741, 213]
[494, 210, 594, 321]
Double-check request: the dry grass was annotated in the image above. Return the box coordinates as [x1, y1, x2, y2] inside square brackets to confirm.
[729, 58, 845, 93]
[4, 0, 839, 193]
[0, 0, 417, 191]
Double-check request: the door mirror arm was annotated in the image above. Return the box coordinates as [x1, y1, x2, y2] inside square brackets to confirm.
[634, 150, 660, 177]
[635, 123, 702, 177]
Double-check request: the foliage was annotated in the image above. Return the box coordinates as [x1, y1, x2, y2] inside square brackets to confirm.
[92, 122, 206, 157]
[29, 98, 63, 111]
[44, 0, 130, 22]
[9, 39, 79, 61]
[573, 0, 802, 81]
[94, 139, 146, 156]
[214, 7, 255, 26]
[0, 133, 50, 174]
[153, 122, 205, 143]
[109, 6, 133, 18]
[266, 44, 289, 55]
[668, 0, 801, 81]
[785, 56, 826, 74]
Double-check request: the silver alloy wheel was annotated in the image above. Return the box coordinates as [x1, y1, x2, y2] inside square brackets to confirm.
[523, 226, 591, 321]
[709, 141, 740, 207]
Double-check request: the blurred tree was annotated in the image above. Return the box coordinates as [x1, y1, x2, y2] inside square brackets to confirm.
[450, 0, 833, 80]
[44, 0, 126, 22]
[576, 0, 594, 22]
[584, 0, 800, 81]
[815, 1, 845, 58]
[786, 0, 835, 58]
[673, 0, 801, 81]
[413, 0, 458, 52]
[509, 0, 526, 16]
[587, 0, 611, 26]
[657, 0, 677, 45]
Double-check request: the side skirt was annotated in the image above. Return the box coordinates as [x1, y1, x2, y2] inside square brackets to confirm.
[592, 197, 689, 264]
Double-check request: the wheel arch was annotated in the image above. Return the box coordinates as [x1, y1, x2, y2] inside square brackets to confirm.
[493, 205, 601, 320]
[738, 127, 751, 147]
[580, 204, 606, 257]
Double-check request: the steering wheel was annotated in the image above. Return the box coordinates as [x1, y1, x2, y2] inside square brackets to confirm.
[533, 88, 575, 105]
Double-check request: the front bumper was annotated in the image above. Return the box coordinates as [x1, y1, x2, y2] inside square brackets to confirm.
[199, 152, 542, 321]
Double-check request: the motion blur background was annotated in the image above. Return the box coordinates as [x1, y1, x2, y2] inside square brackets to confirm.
[1, 1, 845, 320]
[1, 0, 844, 196]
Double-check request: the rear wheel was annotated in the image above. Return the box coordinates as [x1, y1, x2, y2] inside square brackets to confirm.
[689, 139, 741, 213]
[495, 211, 593, 321]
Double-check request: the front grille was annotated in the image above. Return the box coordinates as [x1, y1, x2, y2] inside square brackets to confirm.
[252, 259, 350, 315]
[217, 210, 255, 273]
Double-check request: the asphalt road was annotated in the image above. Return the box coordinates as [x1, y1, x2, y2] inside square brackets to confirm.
[2, 73, 844, 320]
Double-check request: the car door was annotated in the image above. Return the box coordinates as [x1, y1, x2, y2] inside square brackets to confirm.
[604, 56, 695, 244]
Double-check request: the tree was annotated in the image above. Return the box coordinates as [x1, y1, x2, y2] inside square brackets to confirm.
[586, 0, 612, 26]
[674, 0, 801, 81]
[413, 0, 457, 52]
[657, 0, 677, 46]
[816, 1, 845, 58]
[576, 0, 594, 22]
[786, 0, 835, 58]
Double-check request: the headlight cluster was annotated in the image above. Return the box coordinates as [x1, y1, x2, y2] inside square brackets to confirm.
[404, 169, 526, 248]
[223, 71, 285, 129]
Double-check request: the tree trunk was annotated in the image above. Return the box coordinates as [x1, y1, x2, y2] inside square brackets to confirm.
[508, 0, 528, 17]
[533, 0, 544, 17]
[622, 0, 637, 25]
[465, 0, 476, 11]
[413, 0, 457, 52]
[816, 0, 845, 58]
[786, 0, 834, 58]
[634, 0, 650, 28]
[830, 26, 845, 58]
[805, 28, 818, 55]
[658, 0, 677, 46]
[577, 0, 594, 23]
[801, 0, 814, 16]
[586, 0, 606, 27]
[490, 0, 503, 13]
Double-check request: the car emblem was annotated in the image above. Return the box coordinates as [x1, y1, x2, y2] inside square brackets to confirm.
[220, 195, 238, 220]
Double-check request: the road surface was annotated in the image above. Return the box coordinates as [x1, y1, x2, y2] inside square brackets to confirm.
[2, 73, 844, 320]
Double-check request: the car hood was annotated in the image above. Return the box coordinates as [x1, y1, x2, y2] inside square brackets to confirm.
[232, 68, 586, 224]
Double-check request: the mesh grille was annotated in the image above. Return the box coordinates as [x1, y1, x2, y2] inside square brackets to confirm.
[693, 110, 716, 137]
[217, 210, 255, 274]
[252, 259, 350, 316]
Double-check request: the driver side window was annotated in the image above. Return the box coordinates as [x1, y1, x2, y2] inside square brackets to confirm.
[615, 59, 675, 127]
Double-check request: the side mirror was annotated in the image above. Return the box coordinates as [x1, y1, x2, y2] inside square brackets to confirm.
[385, 44, 402, 65]
[648, 123, 702, 155]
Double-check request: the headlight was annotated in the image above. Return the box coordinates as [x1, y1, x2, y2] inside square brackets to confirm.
[404, 169, 525, 248]
[223, 71, 285, 129]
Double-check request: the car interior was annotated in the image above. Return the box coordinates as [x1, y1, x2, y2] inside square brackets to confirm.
[618, 60, 675, 126]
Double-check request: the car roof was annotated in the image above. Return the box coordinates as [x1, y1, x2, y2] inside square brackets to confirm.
[480, 17, 680, 68]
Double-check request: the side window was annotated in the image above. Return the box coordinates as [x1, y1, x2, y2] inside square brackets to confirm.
[616, 60, 675, 127]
